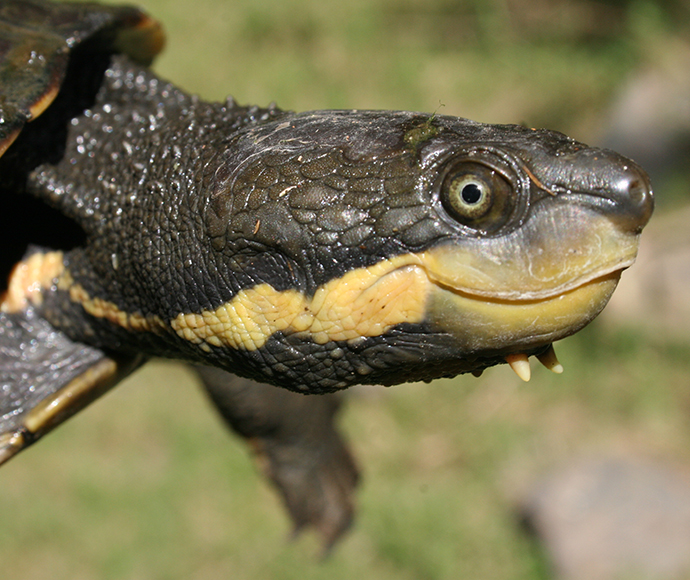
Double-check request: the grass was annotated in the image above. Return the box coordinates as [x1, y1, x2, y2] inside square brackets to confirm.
[2, 0, 689, 578]
[3, 322, 690, 579]
[126, 0, 679, 139]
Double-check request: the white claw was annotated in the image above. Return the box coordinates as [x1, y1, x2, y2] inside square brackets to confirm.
[536, 344, 564, 374]
[506, 353, 531, 382]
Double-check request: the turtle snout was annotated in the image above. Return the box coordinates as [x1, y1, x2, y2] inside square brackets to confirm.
[555, 147, 655, 234]
[607, 161, 654, 233]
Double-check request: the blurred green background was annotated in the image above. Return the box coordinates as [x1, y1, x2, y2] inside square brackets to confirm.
[2, 0, 690, 578]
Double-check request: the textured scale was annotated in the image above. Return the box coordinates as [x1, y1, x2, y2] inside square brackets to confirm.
[21, 50, 652, 390]
[0, 1, 653, 548]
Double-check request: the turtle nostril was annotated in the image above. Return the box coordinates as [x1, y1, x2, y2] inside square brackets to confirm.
[626, 178, 642, 201]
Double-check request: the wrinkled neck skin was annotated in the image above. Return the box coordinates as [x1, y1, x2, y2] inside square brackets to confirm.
[18, 55, 651, 393]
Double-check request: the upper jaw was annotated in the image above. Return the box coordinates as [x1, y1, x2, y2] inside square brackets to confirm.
[418, 197, 643, 303]
[425, 258, 633, 303]
[507, 143, 654, 234]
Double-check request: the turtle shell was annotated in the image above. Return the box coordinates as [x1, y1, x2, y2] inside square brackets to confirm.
[0, 0, 164, 469]
[0, 0, 164, 157]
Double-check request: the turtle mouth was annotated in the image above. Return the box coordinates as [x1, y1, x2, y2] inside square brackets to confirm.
[426, 257, 634, 303]
[414, 195, 643, 358]
[422, 257, 625, 359]
[416, 204, 641, 363]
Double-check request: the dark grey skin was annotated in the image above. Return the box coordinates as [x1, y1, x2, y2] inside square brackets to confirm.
[0, 0, 653, 552]
[19, 55, 652, 393]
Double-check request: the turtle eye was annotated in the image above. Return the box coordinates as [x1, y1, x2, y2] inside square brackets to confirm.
[440, 161, 514, 231]
[445, 175, 492, 220]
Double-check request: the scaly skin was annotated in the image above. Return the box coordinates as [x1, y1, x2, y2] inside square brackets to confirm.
[11, 55, 652, 392]
[0, 0, 654, 550]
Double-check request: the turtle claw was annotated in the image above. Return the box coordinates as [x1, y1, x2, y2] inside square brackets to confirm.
[505, 345, 564, 381]
[261, 426, 358, 554]
[194, 367, 359, 552]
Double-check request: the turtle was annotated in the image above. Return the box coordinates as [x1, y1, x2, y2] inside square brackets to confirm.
[0, 0, 653, 550]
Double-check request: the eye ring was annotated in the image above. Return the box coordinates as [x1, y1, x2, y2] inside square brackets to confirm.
[439, 160, 514, 232]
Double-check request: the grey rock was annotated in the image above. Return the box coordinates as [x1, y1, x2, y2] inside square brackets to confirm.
[603, 40, 690, 187]
[520, 457, 690, 580]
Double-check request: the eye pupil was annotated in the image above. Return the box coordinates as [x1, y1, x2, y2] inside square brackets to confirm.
[461, 183, 482, 204]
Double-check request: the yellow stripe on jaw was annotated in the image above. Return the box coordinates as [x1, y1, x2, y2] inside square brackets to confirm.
[427, 271, 620, 352]
[170, 257, 430, 351]
[1, 235, 631, 361]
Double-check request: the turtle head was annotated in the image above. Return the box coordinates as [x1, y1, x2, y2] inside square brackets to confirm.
[197, 111, 653, 390]
[1, 108, 652, 393]
[414, 119, 653, 366]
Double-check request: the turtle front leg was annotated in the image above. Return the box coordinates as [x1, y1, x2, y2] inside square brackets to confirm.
[0, 307, 144, 465]
[194, 366, 359, 552]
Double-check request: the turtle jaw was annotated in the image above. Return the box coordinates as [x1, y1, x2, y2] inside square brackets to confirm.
[419, 199, 643, 356]
[426, 270, 622, 355]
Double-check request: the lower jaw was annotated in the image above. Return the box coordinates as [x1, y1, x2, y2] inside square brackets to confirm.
[427, 274, 621, 353]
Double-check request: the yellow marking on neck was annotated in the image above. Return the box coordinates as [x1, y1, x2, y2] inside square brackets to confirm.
[57, 270, 165, 333]
[1, 251, 65, 312]
[1, 251, 431, 352]
[0, 226, 632, 360]
[170, 256, 430, 351]
[3, 257, 165, 334]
